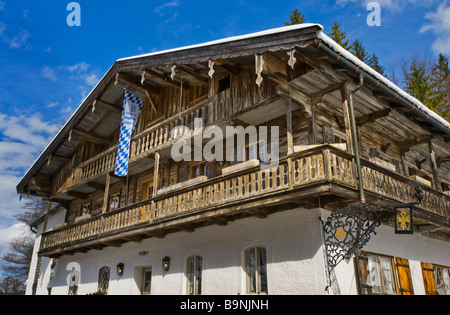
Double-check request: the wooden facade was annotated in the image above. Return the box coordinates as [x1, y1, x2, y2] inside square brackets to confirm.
[19, 25, 450, 259]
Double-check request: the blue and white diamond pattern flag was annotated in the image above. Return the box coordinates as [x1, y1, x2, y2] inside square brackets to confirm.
[114, 90, 144, 177]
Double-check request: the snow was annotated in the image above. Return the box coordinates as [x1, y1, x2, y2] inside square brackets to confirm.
[117, 23, 324, 62]
[316, 31, 450, 131]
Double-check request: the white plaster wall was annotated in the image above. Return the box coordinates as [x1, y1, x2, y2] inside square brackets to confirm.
[43, 208, 327, 295]
[29, 206, 450, 295]
[330, 215, 450, 295]
[25, 207, 67, 295]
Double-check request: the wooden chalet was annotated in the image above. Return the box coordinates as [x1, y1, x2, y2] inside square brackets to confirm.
[20, 24, 450, 295]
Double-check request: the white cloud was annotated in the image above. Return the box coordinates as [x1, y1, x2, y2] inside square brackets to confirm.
[67, 62, 100, 87]
[41, 66, 57, 82]
[0, 1, 5, 11]
[0, 113, 59, 151]
[0, 112, 58, 259]
[5, 29, 30, 49]
[0, 222, 31, 262]
[420, 1, 450, 54]
[154, 0, 181, 15]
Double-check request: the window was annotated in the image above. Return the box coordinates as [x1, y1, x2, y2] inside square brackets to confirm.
[142, 268, 152, 295]
[110, 193, 121, 211]
[421, 263, 450, 295]
[186, 255, 202, 295]
[140, 178, 154, 201]
[191, 163, 207, 179]
[81, 203, 91, 216]
[98, 266, 110, 295]
[356, 252, 414, 295]
[244, 246, 268, 294]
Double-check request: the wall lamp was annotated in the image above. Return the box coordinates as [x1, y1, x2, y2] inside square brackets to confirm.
[117, 263, 124, 276]
[162, 256, 171, 272]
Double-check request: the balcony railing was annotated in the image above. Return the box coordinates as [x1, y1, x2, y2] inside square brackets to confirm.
[40, 145, 450, 255]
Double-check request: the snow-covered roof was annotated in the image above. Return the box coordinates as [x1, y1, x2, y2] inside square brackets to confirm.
[317, 31, 449, 131]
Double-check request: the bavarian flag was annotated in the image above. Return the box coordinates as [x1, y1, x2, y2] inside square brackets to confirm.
[114, 90, 143, 177]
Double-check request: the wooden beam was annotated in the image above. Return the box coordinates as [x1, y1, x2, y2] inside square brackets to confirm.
[399, 136, 433, 153]
[87, 182, 106, 191]
[67, 191, 89, 199]
[294, 49, 325, 72]
[72, 129, 110, 145]
[144, 68, 189, 90]
[93, 99, 122, 113]
[153, 152, 160, 198]
[356, 108, 391, 126]
[310, 81, 344, 103]
[285, 97, 294, 155]
[262, 52, 288, 78]
[102, 173, 111, 214]
[428, 139, 442, 191]
[340, 85, 353, 154]
[118, 72, 160, 95]
[176, 66, 209, 84]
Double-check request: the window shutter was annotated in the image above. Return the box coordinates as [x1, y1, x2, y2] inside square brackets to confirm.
[421, 262, 438, 295]
[355, 253, 371, 295]
[396, 258, 414, 295]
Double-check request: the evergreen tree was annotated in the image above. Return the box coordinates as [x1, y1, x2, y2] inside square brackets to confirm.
[404, 60, 432, 106]
[368, 53, 385, 76]
[328, 21, 352, 51]
[351, 39, 368, 62]
[430, 54, 450, 120]
[285, 9, 306, 25]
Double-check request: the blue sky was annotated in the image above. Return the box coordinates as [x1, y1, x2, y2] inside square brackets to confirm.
[0, 0, 449, 265]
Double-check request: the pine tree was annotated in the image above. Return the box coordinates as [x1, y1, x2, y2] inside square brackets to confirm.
[351, 39, 368, 62]
[368, 53, 385, 76]
[285, 9, 306, 25]
[430, 54, 450, 120]
[404, 60, 432, 106]
[328, 21, 352, 51]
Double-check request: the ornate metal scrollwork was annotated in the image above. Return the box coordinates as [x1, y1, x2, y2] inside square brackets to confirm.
[321, 203, 385, 290]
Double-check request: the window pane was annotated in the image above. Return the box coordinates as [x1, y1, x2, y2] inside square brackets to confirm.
[143, 270, 152, 295]
[246, 249, 256, 293]
[380, 256, 394, 294]
[197, 256, 202, 295]
[443, 269, 450, 295]
[98, 266, 110, 295]
[367, 255, 382, 294]
[187, 257, 195, 295]
[258, 247, 268, 294]
[435, 267, 446, 295]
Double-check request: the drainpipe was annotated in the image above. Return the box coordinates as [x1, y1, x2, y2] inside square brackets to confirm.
[348, 74, 365, 203]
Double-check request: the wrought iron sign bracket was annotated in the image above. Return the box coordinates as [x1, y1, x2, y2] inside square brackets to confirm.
[320, 186, 423, 292]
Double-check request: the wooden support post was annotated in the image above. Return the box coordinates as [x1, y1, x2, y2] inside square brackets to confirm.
[340, 85, 353, 154]
[285, 97, 294, 156]
[153, 152, 160, 198]
[310, 102, 318, 145]
[428, 139, 442, 191]
[42, 200, 52, 234]
[102, 173, 111, 214]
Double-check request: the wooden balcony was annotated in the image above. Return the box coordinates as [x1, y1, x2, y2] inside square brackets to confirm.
[40, 145, 450, 258]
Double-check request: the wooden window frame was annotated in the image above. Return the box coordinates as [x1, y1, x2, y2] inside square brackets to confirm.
[97, 266, 110, 295]
[80, 203, 92, 216]
[141, 267, 152, 296]
[355, 251, 414, 295]
[421, 263, 450, 295]
[109, 192, 121, 211]
[244, 246, 268, 295]
[186, 255, 202, 295]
